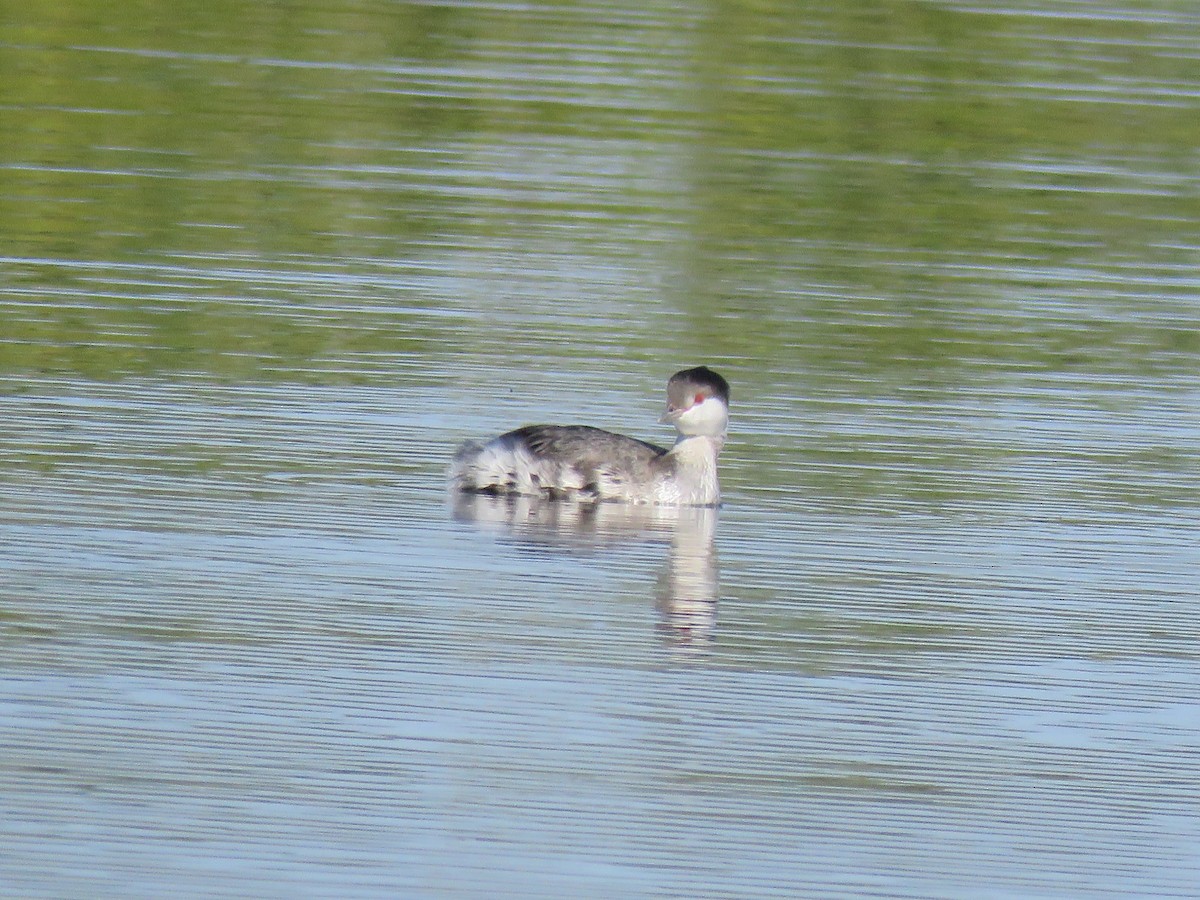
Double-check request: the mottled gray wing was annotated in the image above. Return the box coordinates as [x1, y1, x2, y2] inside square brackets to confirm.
[506, 425, 667, 473]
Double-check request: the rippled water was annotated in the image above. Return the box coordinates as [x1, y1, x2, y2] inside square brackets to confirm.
[3, 0, 1199, 896]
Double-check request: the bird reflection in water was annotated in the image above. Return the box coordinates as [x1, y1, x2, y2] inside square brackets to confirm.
[451, 494, 719, 650]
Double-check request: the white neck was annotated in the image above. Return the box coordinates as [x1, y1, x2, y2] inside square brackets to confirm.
[663, 434, 723, 505]
[672, 433, 725, 455]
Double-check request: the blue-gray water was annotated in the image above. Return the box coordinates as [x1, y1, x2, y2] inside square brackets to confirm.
[2, 1, 1199, 896]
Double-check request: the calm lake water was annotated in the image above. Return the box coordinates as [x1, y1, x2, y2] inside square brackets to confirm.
[2, 1, 1199, 896]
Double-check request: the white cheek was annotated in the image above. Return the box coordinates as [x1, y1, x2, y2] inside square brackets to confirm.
[679, 397, 727, 434]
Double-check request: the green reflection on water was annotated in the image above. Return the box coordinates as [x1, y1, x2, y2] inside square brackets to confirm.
[1, 0, 1197, 382]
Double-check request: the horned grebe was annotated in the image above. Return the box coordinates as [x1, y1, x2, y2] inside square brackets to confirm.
[449, 366, 730, 506]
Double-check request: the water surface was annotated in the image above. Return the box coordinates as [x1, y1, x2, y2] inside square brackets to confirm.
[2, 0, 1199, 896]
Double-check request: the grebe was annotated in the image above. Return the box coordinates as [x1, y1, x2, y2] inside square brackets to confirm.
[450, 366, 730, 506]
